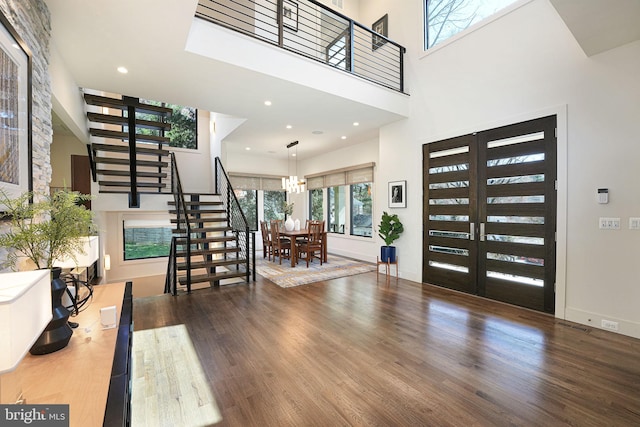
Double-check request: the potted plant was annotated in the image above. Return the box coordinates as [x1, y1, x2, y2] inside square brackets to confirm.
[0, 188, 96, 354]
[378, 211, 403, 263]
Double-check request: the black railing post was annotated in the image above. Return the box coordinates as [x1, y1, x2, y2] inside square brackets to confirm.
[399, 47, 406, 93]
[123, 96, 139, 208]
[251, 231, 256, 281]
[86, 144, 97, 182]
[349, 20, 355, 74]
[277, 0, 284, 47]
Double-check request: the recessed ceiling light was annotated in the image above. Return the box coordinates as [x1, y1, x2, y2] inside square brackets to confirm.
[353, 122, 359, 126]
[341, 136, 347, 140]
[264, 100, 272, 106]
[286, 125, 292, 129]
[312, 130, 323, 135]
[245, 147, 251, 151]
[117, 66, 128, 74]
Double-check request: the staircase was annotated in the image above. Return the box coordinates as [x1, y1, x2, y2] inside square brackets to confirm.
[166, 191, 251, 293]
[84, 93, 172, 207]
[84, 92, 255, 293]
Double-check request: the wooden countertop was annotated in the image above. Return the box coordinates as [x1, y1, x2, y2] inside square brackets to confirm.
[15, 282, 125, 427]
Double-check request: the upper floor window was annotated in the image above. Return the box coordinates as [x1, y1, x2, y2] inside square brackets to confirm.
[135, 100, 198, 149]
[425, 0, 519, 49]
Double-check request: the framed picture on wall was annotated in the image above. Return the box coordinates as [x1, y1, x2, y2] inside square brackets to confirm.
[372, 14, 388, 50]
[389, 180, 406, 208]
[283, 0, 299, 32]
[0, 11, 32, 212]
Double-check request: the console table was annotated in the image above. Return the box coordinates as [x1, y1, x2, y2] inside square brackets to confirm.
[11, 282, 131, 427]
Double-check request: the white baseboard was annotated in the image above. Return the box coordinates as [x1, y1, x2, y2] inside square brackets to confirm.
[564, 307, 640, 340]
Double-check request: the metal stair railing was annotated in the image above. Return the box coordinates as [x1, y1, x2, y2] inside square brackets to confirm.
[195, 0, 406, 92]
[165, 152, 192, 294]
[214, 157, 255, 282]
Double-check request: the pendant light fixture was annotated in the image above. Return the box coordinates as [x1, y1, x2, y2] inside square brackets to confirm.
[282, 141, 306, 193]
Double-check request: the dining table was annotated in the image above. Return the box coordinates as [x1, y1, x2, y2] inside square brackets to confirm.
[279, 228, 328, 267]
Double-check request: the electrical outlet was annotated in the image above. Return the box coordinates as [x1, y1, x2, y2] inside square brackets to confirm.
[601, 319, 619, 331]
[599, 217, 621, 229]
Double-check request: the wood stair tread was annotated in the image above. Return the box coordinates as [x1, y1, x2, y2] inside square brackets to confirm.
[170, 217, 227, 224]
[87, 112, 171, 131]
[168, 208, 226, 214]
[90, 128, 170, 144]
[178, 269, 248, 285]
[98, 181, 167, 188]
[84, 93, 172, 115]
[94, 157, 169, 167]
[175, 247, 240, 256]
[177, 259, 246, 270]
[91, 142, 170, 155]
[174, 236, 236, 244]
[168, 200, 222, 206]
[172, 226, 232, 233]
[96, 169, 167, 178]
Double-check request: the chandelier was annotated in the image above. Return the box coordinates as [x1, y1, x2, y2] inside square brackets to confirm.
[282, 141, 306, 193]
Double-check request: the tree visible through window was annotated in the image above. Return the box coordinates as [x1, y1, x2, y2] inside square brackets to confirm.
[309, 188, 323, 221]
[264, 191, 286, 221]
[328, 186, 346, 234]
[137, 100, 197, 149]
[351, 183, 372, 237]
[235, 189, 257, 231]
[425, 0, 518, 49]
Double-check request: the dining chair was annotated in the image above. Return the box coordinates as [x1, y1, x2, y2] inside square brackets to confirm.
[296, 221, 323, 267]
[260, 220, 273, 260]
[270, 220, 291, 265]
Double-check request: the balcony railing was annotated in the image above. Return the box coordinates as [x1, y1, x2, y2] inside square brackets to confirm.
[196, 0, 406, 92]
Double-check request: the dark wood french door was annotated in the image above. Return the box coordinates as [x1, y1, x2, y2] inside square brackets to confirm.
[423, 116, 557, 313]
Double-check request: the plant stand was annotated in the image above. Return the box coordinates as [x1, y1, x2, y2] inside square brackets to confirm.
[377, 256, 398, 283]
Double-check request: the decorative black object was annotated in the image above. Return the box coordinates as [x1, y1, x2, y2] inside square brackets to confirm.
[30, 267, 73, 355]
[372, 14, 388, 50]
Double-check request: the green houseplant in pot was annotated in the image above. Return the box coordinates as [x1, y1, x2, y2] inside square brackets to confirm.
[378, 211, 403, 263]
[0, 189, 95, 354]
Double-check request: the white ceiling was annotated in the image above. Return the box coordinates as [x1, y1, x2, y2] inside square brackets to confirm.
[44, 0, 405, 160]
[45, 0, 640, 160]
[549, 0, 640, 56]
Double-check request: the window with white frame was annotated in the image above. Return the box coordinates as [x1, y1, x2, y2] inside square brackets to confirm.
[229, 173, 287, 230]
[123, 217, 173, 261]
[306, 163, 374, 237]
[425, 0, 519, 49]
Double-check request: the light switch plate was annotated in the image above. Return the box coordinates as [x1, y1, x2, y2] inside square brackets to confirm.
[630, 217, 640, 230]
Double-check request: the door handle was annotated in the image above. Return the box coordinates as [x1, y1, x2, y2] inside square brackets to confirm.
[470, 222, 475, 240]
[480, 223, 485, 241]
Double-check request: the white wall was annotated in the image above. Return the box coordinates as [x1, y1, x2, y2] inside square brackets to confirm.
[365, 0, 640, 338]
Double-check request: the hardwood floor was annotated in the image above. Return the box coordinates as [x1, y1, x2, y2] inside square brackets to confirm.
[133, 272, 640, 426]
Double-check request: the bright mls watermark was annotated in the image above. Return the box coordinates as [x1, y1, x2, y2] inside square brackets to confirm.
[0, 405, 69, 426]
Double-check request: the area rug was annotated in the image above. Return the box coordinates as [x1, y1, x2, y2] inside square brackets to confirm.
[256, 254, 376, 288]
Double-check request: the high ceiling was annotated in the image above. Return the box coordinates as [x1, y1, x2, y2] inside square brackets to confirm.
[44, 0, 407, 160]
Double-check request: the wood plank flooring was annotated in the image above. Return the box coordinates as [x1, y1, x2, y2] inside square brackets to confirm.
[133, 272, 640, 426]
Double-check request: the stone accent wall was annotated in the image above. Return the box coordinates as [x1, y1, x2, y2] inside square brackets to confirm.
[0, 0, 52, 196]
[0, 0, 51, 272]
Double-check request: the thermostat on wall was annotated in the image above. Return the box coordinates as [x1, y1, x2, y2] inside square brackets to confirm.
[597, 188, 608, 204]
